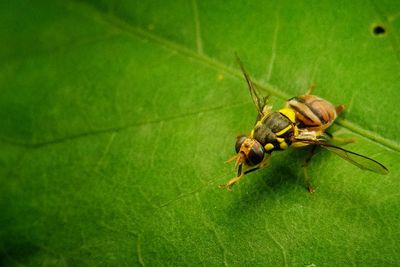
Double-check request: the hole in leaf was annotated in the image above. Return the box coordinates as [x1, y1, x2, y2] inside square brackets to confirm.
[372, 25, 386, 36]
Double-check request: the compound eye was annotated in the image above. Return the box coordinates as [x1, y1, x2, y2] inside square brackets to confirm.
[246, 143, 265, 166]
[235, 135, 247, 153]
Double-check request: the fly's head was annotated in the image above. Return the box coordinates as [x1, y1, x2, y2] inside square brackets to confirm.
[233, 135, 265, 168]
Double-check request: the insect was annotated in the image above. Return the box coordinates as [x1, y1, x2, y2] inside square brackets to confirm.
[220, 55, 389, 192]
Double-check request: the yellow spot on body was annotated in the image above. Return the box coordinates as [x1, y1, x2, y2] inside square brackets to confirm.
[264, 143, 274, 151]
[250, 129, 254, 138]
[276, 137, 285, 143]
[279, 141, 288, 150]
[279, 108, 296, 123]
[217, 73, 224, 81]
[256, 121, 262, 127]
[275, 125, 292, 136]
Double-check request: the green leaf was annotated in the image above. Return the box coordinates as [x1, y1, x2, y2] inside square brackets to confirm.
[1, 0, 399, 266]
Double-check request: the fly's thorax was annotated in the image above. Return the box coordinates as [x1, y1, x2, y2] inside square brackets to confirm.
[287, 95, 337, 129]
[251, 110, 296, 152]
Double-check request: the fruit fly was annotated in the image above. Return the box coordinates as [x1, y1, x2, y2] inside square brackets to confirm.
[220, 55, 388, 192]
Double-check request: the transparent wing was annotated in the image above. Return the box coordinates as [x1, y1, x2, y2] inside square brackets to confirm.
[321, 143, 388, 174]
[235, 53, 264, 115]
[293, 139, 389, 175]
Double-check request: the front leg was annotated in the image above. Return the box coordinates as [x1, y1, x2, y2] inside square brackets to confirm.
[219, 165, 263, 191]
[219, 174, 244, 191]
[220, 155, 270, 191]
[220, 163, 247, 191]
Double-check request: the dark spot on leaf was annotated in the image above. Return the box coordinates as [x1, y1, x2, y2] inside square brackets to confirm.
[372, 25, 386, 36]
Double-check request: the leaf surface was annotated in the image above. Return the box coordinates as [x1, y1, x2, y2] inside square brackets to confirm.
[1, 0, 400, 266]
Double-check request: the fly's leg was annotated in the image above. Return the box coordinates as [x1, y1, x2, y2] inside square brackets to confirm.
[219, 174, 244, 191]
[324, 132, 356, 146]
[306, 82, 315, 95]
[220, 164, 244, 191]
[256, 105, 272, 122]
[303, 145, 317, 193]
[331, 135, 356, 145]
[219, 164, 262, 191]
[220, 166, 263, 191]
[335, 104, 345, 114]
[220, 155, 270, 191]
[256, 96, 272, 121]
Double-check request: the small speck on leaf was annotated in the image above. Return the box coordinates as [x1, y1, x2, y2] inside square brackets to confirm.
[372, 24, 386, 36]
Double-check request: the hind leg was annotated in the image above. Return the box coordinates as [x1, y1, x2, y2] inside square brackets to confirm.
[335, 104, 345, 114]
[324, 132, 356, 146]
[303, 145, 317, 193]
[305, 82, 315, 95]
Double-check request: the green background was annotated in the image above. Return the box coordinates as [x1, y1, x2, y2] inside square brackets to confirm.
[1, 0, 400, 266]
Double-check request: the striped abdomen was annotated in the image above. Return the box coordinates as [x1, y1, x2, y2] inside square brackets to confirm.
[286, 95, 337, 130]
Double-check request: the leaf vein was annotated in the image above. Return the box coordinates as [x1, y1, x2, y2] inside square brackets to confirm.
[137, 234, 145, 267]
[95, 132, 117, 172]
[265, 219, 288, 267]
[0, 101, 249, 149]
[195, 193, 229, 267]
[191, 0, 204, 54]
[266, 3, 280, 82]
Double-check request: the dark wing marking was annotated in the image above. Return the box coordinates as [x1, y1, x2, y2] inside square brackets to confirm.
[293, 139, 389, 175]
[235, 53, 263, 115]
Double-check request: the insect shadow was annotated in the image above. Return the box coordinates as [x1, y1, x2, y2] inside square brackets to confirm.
[225, 148, 313, 216]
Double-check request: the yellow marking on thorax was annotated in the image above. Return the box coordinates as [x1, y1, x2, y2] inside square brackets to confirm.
[279, 108, 296, 123]
[250, 129, 255, 138]
[264, 143, 274, 151]
[275, 125, 292, 136]
[276, 137, 285, 143]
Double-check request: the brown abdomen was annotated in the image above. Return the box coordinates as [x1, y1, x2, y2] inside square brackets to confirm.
[286, 95, 337, 130]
